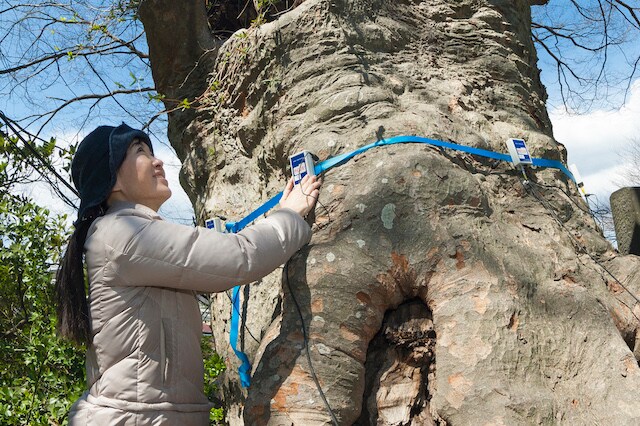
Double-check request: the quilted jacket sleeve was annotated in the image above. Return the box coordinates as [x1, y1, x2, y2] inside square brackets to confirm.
[89, 207, 312, 293]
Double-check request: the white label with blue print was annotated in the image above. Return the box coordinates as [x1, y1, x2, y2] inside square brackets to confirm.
[289, 150, 316, 185]
[506, 138, 533, 166]
[205, 217, 225, 233]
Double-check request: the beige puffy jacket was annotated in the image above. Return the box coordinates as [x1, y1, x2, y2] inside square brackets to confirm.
[68, 201, 312, 425]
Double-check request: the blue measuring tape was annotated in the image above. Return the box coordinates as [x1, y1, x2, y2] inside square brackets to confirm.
[226, 135, 575, 233]
[224, 134, 575, 386]
[229, 286, 252, 387]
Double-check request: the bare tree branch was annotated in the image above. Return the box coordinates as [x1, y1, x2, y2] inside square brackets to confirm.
[0, 0, 638, 217]
[532, 0, 640, 111]
[29, 87, 155, 136]
[1, 45, 141, 76]
[0, 111, 79, 208]
[531, 23, 607, 52]
[612, 0, 640, 28]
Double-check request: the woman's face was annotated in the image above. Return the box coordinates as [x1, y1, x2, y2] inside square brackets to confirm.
[109, 139, 172, 211]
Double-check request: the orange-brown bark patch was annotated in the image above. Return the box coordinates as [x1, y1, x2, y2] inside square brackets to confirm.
[331, 184, 344, 195]
[624, 355, 639, 376]
[356, 291, 371, 305]
[508, 313, 519, 332]
[390, 252, 417, 290]
[455, 248, 465, 270]
[286, 329, 304, 343]
[391, 252, 410, 273]
[323, 264, 337, 274]
[340, 323, 360, 343]
[272, 366, 306, 411]
[608, 279, 625, 294]
[311, 297, 324, 313]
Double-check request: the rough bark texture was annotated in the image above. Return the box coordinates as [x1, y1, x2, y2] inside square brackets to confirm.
[611, 187, 640, 256]
[140, 0, 640, 424]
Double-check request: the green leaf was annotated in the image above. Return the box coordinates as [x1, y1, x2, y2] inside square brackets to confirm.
[179, 98, 192, 111]
[147, 92, 165, 103]
[42, 138, 56, 158]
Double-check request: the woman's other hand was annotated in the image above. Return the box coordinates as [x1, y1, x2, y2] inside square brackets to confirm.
[279, 174, 322, 218]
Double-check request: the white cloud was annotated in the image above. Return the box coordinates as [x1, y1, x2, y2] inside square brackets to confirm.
[156, 145, 194, 225]
[16, 180, 78, 220]
[549, 79, 640, 201]
[580, 163, 629, 204]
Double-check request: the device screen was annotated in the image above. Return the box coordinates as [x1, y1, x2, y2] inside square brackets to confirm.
[290, 153, 308, 185]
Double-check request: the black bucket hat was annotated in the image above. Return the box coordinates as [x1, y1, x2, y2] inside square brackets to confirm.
[71, 123, 153, 224]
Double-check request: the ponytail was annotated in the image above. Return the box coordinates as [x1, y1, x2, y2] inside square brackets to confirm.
[55, 205, 104, 346]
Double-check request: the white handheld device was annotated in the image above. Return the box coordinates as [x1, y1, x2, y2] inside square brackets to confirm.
[506, 138, 533, 166]
[205, 217, 225, 233]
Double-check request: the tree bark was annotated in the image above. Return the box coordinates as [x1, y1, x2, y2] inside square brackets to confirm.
[140, 0, 640, 424]
[138, 0, 218, 160]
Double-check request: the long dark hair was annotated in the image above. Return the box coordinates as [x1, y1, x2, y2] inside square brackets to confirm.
[55, 205, 104, 346]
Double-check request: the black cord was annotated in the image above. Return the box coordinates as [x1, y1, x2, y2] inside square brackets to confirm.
[227, 179, 336, 422]
[225, 289, 261, 344]
[525, 179, 594, 216]
[284, 174, 342, 424]
[299, 176, 331, 225]
[520, 171, 640, 305]
[526, 179, 618, 246]
[198, 288, 261, 344]
[283, 260, 339, 426]
[207, 179, 333, 381]
[526, 180, 613, 234]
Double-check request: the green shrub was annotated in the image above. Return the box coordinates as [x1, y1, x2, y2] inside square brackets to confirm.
[201, 336, 226, 424]
[0, 194, 85, 425]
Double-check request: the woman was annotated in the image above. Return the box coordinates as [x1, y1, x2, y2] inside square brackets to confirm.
[56, 123, 321, 425]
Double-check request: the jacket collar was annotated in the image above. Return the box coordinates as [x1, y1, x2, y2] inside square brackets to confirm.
[106, 200, 162, 220]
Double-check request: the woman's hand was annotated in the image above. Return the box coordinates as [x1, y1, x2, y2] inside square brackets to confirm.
[279, 174, 322, 218]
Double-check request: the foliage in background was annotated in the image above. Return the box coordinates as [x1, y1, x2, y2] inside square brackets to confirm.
[0, 113, 84, 425]
[0, 193, 85, 425]
[201, 336, 226, 424]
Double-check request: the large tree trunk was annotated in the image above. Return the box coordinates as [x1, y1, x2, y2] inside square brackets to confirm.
[140, 0, 640, 424]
